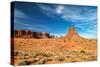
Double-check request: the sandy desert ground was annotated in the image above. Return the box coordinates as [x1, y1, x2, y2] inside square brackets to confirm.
[11, 37, 97, 65]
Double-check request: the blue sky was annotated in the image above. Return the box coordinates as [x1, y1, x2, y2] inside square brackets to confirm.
[12, 1, 97, 38]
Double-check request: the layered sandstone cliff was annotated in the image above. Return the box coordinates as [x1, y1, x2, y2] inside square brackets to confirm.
[13, 30, 53, 39]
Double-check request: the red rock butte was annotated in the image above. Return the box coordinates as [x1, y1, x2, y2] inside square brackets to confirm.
[65, 27, 81, 38]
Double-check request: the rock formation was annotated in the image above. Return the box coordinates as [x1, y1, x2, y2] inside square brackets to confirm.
[13, 30, 52, 39]
[13, 27, 81, 39]
[64, 27, 80, 38]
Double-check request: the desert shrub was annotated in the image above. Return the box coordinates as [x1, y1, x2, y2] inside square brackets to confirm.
[35, 58, 47, 64]
[36, 60, 45, 64]
[80, 50, 85, 54]
[14, 51, 19, 56]
[18, 60, 31, 65]
[71, 60, 76, 62]
[31, 52, 40, 58]
[63, 40, 66, 42]
[68, 38, 71, 42]
[24, 53, 28, 56]
[43, 53, 50, 57]
[53, 55, 59, 60]
[53, 55, 64, 61]
[14, 50, 24, 56]
[32, 51, 53, 58]
[23, 56, 30, 59]
[43, 52, 53, 57]
[58, 57, 65, 61]
[47, 58, 53, 61]
[23, 53, 30, 59]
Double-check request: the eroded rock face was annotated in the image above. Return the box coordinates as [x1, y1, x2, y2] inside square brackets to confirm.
[13, 30, 52, 39]
[14, 30, 33, 38]
[36, 32, 50, 39]
[64, 27, 80, 38]
[13, 27, 81, 39]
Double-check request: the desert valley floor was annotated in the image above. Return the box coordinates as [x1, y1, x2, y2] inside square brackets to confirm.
[11, 28, 97, 65]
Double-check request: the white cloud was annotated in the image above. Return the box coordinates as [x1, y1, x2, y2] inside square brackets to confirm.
[38, 4, 56, 18]
[60, 8, 97, 22]
[14, 9, 27, 19]
[14, 22, 49, 31]
[14, 22, 32, 26]
[26, 27, 42, 31]
[38, 4, 97, 23]
[56, 6, 64, 14]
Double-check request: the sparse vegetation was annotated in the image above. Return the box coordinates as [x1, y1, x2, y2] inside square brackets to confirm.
[80, 50, 85, 54]
[12, 37, 97, 65]
[18, 60, 31, 65]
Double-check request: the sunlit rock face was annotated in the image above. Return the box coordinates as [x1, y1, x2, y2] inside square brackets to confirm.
[14, 30, 52, 39]
[64, 27, 81, 38]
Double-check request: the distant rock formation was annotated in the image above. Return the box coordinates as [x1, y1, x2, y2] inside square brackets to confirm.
[13, 30, 54, 39]
[13, 27, 81, 39]
[64, 27, 80, 38]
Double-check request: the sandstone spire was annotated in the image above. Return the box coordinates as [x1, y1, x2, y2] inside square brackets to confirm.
[65, 27, 80, 38]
